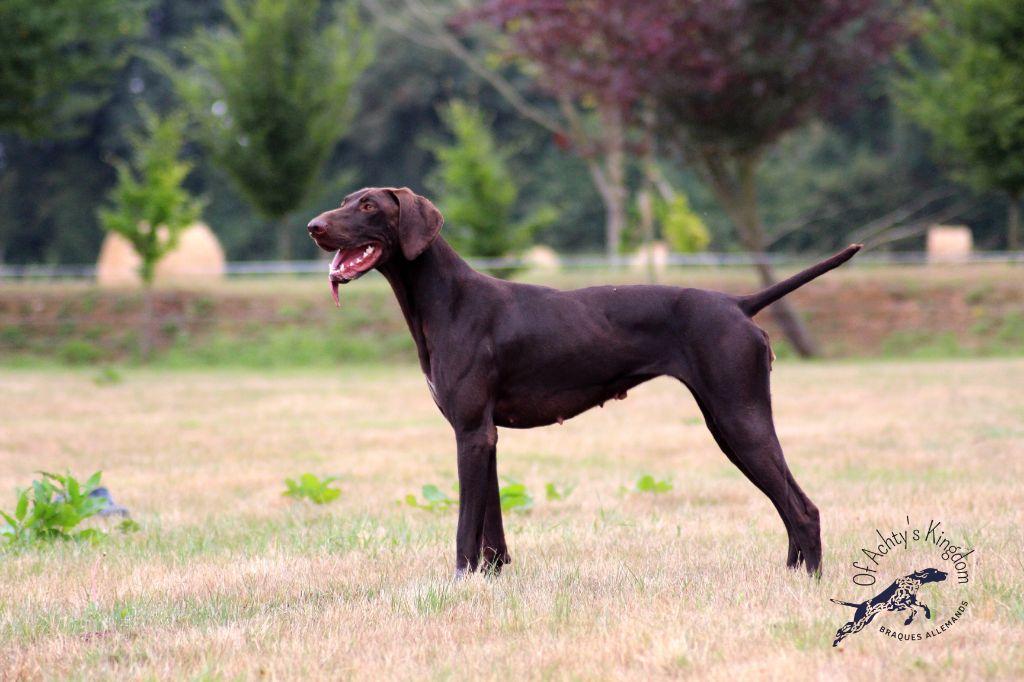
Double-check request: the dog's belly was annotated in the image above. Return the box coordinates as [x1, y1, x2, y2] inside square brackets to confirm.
[493, 375, 654, 428]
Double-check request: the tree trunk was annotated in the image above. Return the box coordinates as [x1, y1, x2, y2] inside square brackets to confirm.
[638, 112, 664, 283]
[276, 215, 293, 262]
[556, 95, 628, 263]
[140, 284, 155, 360]
[1009, 192, 1021, 252]
[636, 184, 657, 283]
[581, 104, 629, 264]
[702, 150, 820, 358]
[585, 158, 627, 265]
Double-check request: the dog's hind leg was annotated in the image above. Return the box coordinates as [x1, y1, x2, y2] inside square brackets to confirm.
[686, 386, 803, 568]
[680, 327, 822, 574]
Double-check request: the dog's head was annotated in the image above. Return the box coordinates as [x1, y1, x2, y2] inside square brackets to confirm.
[909, 567, 948, 584]
[306, 187, 443, 305]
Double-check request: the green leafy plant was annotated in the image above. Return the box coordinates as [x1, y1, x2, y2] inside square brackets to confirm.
[499, 478, 534, 513]
[93, 366, 124, 386]
[0, 0, 146, 138]
[405, 484, 456, 512]
[98, 106, 204, 358]
[635, 474, 673, 494]
[545, 482, 576, 502]
[282, 473, 341, 504]
[656, 192, 710, 253]
[99, 107, 203, 287]
[1, 471, 108, 544]
[426, 100, 555, 276]
[166, 0, 374, 260]
[893, 0, 1024, 249]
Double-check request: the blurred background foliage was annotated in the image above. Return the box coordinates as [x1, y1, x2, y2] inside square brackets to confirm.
[0, 0, 1020, 268]
[425, 100, 555, 263]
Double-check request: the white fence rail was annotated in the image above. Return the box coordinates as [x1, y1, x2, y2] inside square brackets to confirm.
[1, 250, 1022, 280]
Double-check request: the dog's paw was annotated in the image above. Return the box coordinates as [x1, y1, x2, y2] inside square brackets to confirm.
[482, 547, 511, 576]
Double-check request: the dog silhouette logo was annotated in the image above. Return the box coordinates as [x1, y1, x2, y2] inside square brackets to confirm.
[831, 568, 948, 647]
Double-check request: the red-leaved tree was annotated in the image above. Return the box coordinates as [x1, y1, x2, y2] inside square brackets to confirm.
[470, 0, 908, 356]
[464, 1, 669, 259]
[643, 0, 909, 355]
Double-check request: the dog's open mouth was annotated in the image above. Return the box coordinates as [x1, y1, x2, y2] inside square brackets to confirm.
[329, 243, 382, 306]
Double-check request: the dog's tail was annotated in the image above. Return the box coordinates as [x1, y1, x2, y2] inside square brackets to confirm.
[738, 244, 862, 317]
[830, 598, 862, 608]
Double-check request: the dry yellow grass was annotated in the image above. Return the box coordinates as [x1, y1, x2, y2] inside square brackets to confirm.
[1, 359, 1022, 680]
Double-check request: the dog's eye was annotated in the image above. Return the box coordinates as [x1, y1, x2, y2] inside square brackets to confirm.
[360, 202, 376, 212]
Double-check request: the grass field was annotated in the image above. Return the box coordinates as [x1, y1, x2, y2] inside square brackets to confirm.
[1, 359, 1022, 680]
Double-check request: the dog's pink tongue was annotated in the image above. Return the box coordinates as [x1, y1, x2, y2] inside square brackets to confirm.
[329, 250, 344, 307]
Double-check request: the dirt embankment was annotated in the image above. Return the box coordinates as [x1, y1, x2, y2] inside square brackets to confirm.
[1, 265, 1022, 363]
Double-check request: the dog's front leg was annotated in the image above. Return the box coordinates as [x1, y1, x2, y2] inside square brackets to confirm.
[481, 448, 510, 574]
[453, 426, 497, 578]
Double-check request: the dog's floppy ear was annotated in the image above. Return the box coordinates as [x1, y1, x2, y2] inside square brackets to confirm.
[386, 187, 443, 260]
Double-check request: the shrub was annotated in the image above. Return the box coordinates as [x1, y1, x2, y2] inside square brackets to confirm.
[657, 192, 710, 253]
[426, 100, 555, 275]
[499, 478, 533, 513]
[58, 340, 104, 366]
[545, 482, 576, 501]
[405, 484, 456, 512]
[282, 474, 342, 504]
[1, 471, 108, 544]
[635, 474, 673, 494]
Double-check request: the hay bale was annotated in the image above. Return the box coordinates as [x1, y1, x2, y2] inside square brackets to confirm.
[96, 223, 226, 287]
[927, 225, 972, 263]
[629, 241, 669, 274]
[155, 223, 226, 283]
[523, 245, 561, 271]
[95, 231, 143, 287]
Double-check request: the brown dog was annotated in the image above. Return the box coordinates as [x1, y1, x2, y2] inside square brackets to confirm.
[308, 187, 860, 577]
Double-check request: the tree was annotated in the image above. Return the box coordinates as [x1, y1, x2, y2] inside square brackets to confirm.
[0, 0, 147, 265]
[367, 0, 648, 259]
[0, 0, 147, 138]
[460, 0, 655, 260]
[644, 1, 908, 356]
[894, 0, 1024, 250]
[167, 0, 373, 260]
[464, 1, 908, 354]
[425, 100, 553, 272]
[98, 108, 202, 356]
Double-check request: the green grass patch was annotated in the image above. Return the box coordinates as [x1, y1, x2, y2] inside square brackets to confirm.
[154, 326, 413, 369]
[831, 463, 962, 483]
[879, 330, 969, 358]
[57, 339, 106, 365]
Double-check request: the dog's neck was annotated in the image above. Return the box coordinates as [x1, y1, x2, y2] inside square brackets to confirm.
[378, 237, 478, 377]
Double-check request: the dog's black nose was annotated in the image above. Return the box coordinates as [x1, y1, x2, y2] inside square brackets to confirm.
[307, 218, 327, 237]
